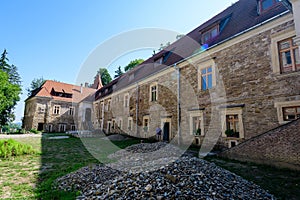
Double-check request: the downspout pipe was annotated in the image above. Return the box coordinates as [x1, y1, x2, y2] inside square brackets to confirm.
[136, 82, 139, 137]
[174, 64, 181, 145]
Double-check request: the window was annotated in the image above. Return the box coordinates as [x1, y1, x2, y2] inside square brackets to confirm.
[201, 66, 213, 90]
[71, 124, 76, 131]
[278, 38, 300, 73]
[150, 83, 158, 102]
[124, 94, 129, 108]
[118, 119, 123, 130]
[259, 0, 280, 12]
[283, 106, 300, 121]
[192, 116, 202, 136]
[38, 107, 45, 113]
[202, 25, 219, 44]
[53, 105, 60, 115]
[128, 117, 133, 131]
[59, 124, 66, 132]
[107, 100, 111, 111]
[143, 116, 149, 132]
[69, 107, 75, 115]
[221, 107, 244, 138]
[189, 111, 204, 136]
[225, 115, 240, 138]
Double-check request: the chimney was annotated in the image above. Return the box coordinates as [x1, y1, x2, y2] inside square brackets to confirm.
[80, 84, 83, 93]
[85, 82, 89, 87]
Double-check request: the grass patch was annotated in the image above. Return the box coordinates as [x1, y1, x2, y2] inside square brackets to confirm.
[0, 133, 141, 199]
[205, 156, 300, 200]
[0, 139, 37, 158]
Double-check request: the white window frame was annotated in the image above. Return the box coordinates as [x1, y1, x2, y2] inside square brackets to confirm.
[117, 118, 123, 130]
[59, 124, 66, 132]
[128, 117, 133, 131]
[197, 59, 216, 91]
[69, 106, 75, 116]
[143, 116, 150, 132]
[189, 110, 204, 136]
[53, 105, 61, 115]
[275, 100, 300, 124]
[149, 82, 158, 102]
[220, 107, 244, 138]
[124, 93, 129, 108]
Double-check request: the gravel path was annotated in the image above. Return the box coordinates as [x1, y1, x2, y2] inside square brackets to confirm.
[55, 142, 276, 199]
[0, 134, 42, 139]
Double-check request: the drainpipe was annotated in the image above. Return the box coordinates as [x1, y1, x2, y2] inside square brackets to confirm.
[290, 0, 300, 59]
[174, 64, 181, 145]
[136, 82, 140, 137]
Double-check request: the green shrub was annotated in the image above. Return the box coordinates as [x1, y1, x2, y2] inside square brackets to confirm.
[29, 129, 40, 134]
[0, 139, 36, 158]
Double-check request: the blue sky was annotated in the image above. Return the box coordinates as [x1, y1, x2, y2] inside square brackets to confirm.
[0, 0, 237, 123]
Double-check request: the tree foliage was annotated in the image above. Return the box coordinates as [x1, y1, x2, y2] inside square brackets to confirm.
[124, 59, 144, 72]
[26, 77, 45, 96]
[0, 49, 22, 126]
[114, 66, 123, 78]
[97, 68, 112, 86]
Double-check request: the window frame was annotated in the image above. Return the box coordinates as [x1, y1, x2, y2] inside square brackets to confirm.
[143, 116, 150, 132]
[128, 117, 133, 131]
[275, 101, 300, 124]
[53, 105, 61, 115]
[69, 106, 75, 116]
[270, 28, 299, 74]
[278, 38, 300, 73]
[149, 83, 158, 102]
[124, 93, 129, 108]
[282, 106, 300, 121]
[198, 62, 216, 91]
[201, 25, 219, 44]
[58, 123, 66, 132]
[189, 111, 204, 136]
[221, 107, 244, 138]
[259, 0, 280, 13]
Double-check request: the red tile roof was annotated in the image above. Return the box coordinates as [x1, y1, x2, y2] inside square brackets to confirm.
[29, 80, 96, 103]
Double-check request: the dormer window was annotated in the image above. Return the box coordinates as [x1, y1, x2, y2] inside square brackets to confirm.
[154, 57, 163, 64]
[258, 0, 280, 13]
[201, 25, 219, 44]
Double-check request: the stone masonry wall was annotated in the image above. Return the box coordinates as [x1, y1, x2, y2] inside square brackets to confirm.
[220, 118, 300, 170]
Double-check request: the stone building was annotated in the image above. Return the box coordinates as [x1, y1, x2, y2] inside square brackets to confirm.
[93, 0, 300, 148]
[23, 75, 102, 132]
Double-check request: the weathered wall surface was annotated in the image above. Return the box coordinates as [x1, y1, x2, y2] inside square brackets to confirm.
[220, 119, 300, 170]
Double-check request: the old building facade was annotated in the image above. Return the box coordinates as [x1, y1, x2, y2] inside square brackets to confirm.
[23, 75, 102, 132]
[23, 0, 300, 150]
[92, 0, 300, 148]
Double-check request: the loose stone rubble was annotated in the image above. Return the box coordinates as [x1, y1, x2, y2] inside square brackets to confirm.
[55, 142, 276, 199]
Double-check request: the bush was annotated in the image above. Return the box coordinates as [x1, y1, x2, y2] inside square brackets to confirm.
[0, 139, 36, 158]
[29, 129, 40, 134]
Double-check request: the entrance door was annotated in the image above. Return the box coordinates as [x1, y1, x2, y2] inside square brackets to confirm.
[37, 123, 44, 131]
[163, 122, 170, 141]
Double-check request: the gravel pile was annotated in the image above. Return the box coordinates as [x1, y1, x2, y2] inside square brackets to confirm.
[55, 142, 275, 200]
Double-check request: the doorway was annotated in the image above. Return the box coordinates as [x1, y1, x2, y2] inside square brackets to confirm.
[37, 123, 44, 131]
[161, 118, 171, 142]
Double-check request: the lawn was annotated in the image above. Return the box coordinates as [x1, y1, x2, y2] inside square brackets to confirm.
[0, 133, 140, 199]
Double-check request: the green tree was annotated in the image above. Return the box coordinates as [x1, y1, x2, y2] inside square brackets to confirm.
[97, 68, 112, 86]
[26, 77, 45, 96]
[0, 71, 21, 126]
[0, 49, 22, 128]
[124, 59, 144, 72]
[114, 66, 123, 78]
